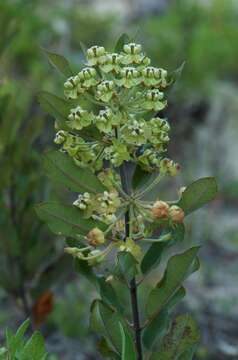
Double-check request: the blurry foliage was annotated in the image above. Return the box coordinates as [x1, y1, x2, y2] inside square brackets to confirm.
[141, 0, 238, 97]
[0, 319, 50, 360]
[48, 283, 95, 339]
[0, 0, 73, 325]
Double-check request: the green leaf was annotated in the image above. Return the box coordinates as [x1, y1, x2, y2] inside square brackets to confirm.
[98, 277, 123, 313]
[146, 247, 200, 317]
[35, 201, 107, 237]
[15, 319, 30, 340]
[44, 151, 106, 194]
[97, 337, 120, 359]
[38, 91, 71, 129]
[167, 61, 186, 87]
[150, 315, 200, 360]
[5, 319, 29, 356]
[178, 177, 218, 214]
[117, 251, 138, 283]
[43, 48, 73, 77]
[165, 286, 186, 310]
[141, 241, 168, 275]
[20, 331, 46, 360]
[143, 309, 170, 350]
[141, 225, 185, 275]
[90, 300, 133, 355]
[119, 322, 136, 360]
[114, 33, 130, 52]
[143, 287, 186, 351]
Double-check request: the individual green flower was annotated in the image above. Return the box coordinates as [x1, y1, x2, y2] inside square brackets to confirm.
[73, 144, 96, 167]
[54, 130, 68, 144]
[149, 117, 170, 148]
[96, 190, 121, 219]
[78, 67, 98, 88]
[122, 117, 149, 145]
[62, 134, 85, 157]
[96, 80, 115, 102]
[121, 43, 144, 65]
[116, 67, 141, 88]
[142, 89, 167, 111]
[141, 67, 168, 88]
[138, 148, 161, 171]
[86, 45, 107, 66]
[95, 107, 118, 133]
[104, 139, 130, 166]
[97, 169, 120, 191]
[67, 106, 94, 130]
[160, 158, 180, 176]
[62, 135, 95, 167]
[64, 75, 82, 99]
[73, 192, 91, 210]
[100, 53, 122, 73]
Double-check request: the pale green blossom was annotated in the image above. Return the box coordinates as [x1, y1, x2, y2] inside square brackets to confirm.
[142, 89, 167, 111]
[96, 80, 115, 102]
[116, 67, 141, 88]
[100, 53, 122, 73]
[67, 106, 93, 130]
[87, 45, 107, 66]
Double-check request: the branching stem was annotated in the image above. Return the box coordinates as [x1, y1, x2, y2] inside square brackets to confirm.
[119, 163, 143, 360]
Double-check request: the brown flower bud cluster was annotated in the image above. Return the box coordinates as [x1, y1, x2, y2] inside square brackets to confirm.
[151, 200, 185, 224]
[87, 227, 105, 246]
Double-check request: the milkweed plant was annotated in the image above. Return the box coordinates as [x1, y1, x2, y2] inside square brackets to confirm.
[37, 35, 218, 360]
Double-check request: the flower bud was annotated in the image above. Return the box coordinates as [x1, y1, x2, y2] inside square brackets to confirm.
[87, 45, 105, 58]
[96, 80, 114, 102]
[152, 200, 169, 219]
[78, 67, 98, 88]
[87, 228, 105, 246]
[123, 43, 142, 55]
[87, 46, 106, 66]
[169, 205, 185, 223]
[100, 53, 122, 73]
[78, 67, 96, 80]
[64, 75, 82, 99]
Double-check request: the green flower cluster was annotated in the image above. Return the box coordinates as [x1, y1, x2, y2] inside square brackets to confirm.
[52, 42, 182, 260]
[55, 42, 178, 175]
[73, 190, 121, 224]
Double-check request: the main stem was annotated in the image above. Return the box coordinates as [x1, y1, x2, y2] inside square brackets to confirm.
[120, 164, 143, 360]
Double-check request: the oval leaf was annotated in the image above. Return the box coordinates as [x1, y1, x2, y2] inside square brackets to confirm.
[142, 309, 170, 350]
[90, 300, 132, 355]
[178, 177, 218, 214]
[35, 201, 107, 237]
[117, 251, 138, 283]
[114, 33, 130, 53]
[38, 91, 71, 129]
[44, 150, 106, 194]
[150, 314, 200, 360]
[146, 247, 200, 317]
[43, 48, 73, 77]
[119, 322, 136, 360]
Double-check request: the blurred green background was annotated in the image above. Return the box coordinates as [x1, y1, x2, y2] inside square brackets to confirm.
[0, 0, 238, 359]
